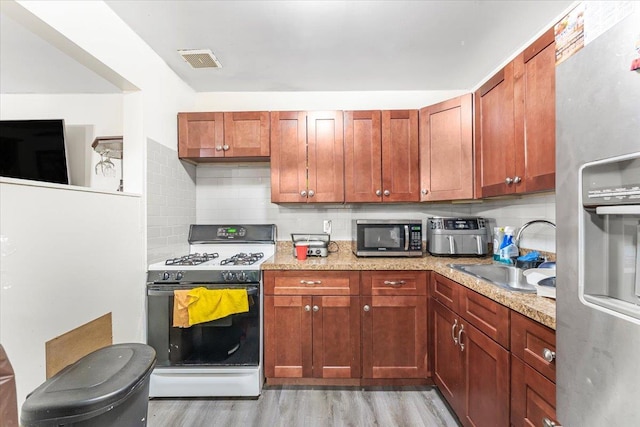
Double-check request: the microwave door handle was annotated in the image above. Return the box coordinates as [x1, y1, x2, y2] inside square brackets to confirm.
[404, 225, 410, 251]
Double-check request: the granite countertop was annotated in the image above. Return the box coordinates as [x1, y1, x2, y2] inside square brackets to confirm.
[262, 241, 556, 330]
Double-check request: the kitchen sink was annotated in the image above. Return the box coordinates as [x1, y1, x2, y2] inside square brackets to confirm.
[449, 263, 537, 293]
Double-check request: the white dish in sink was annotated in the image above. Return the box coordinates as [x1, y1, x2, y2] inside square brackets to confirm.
[523, 268, 556, 286]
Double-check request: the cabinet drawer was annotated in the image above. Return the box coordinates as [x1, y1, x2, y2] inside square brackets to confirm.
[361, 271, 427, 296]
[431, 273, 460, 312]
[511, 354, 557, 427]
[264, 271, 359, 295]
[511, 311, 556, 382]
[459, 287, 510, 349]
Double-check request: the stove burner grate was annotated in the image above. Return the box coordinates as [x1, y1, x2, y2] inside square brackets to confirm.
[165, 252, 219, 266]
[220, 252, 264, 266]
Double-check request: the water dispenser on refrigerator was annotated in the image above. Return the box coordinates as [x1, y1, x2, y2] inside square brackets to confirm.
[579, 152, 640, 323]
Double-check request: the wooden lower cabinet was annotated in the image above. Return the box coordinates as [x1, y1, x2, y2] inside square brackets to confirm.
[361, 295, 428, 379]
[511, 355, 557, 427]
[264, 295, 360, 379]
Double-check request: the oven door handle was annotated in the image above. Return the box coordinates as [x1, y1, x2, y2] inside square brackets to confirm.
[147, 286, 259, 297]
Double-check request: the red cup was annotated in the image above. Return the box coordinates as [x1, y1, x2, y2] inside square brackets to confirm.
[295, 244, 309, 260]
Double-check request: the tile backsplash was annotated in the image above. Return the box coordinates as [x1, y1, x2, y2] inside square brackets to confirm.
[195, 163, 556, 253]
[146, 139, 197, 264]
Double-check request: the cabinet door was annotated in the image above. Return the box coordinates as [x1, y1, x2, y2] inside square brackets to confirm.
[381, 110, 420, 202]
[344, 110, 383, 202]
[270, 111, 308, 203]
[362, 295, 427, 379]
[474, 63, 517, 198]
[432, 300, 464, 415]
[460, 321, 510, 427]
[459, 287, 510, 349]
[312, 296, 360, 379]
[514, 28, 556, 194]
[177, 112, 224, 159]
[307, 111, 345, 203]
[223, 111, 270, 158]
[264, 295, 312, 378]
[419, 94, 474, 201]
[511, 355, 557, 427]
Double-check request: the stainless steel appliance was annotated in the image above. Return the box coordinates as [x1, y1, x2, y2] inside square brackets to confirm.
[291, 233, 330, 257]
[146, 224, 276, 398]
[556, 4, 640, 425]
[352, 219, 423, 257]
[427, 217, 489, 256]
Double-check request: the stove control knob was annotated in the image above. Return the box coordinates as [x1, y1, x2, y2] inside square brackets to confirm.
[223, 271, 235, 282]
[162, 271, 170, 281]
[237, 271, 247, 282]
[176, 271, 184, 281]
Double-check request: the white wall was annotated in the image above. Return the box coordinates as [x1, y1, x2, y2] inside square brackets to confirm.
[0, 179, 144, 409]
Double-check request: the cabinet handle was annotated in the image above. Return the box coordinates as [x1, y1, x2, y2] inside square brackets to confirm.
[458, 324, 465, 352]
[308, 189, 315, 197]
[222, 145, 230, 151]
[304, 305, 311, 312]
[215, 146, 223, 151]
[383, 280, 406, 287]
[514, 176, 522, 184]
[421, 189, 429, 195]
[451, 319, 459, 345]
[542, 417, 561, 427]
[542, 348, 556, 363]
[505, 177, 514, 185]
[313, 305, 319, 312]
[299, 280, 322, 285]
[383, 190, 390, 196]
[300, 190, 307, 197]
[363, 305, 370, 312]
[376, 190, 382, 196]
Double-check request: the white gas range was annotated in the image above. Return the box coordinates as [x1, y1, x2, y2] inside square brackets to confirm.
[146, 224, 276, 398]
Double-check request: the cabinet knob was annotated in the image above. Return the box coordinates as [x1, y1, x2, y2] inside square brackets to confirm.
[363, 305, 370, 312]
[451, 319, 459, 344]
[421, 189, 428, 195]
[312, 305, 319, 312]
[223, 145, 230, 151]
[458, 324, 465, 352]
[514, 176, 522, 184]
[304, 305, 311, 312]
[300, 190, 307, 197]
[215, 146, 223, 151]
[542, 348, 556, 363]
[383, 190, 390, 196]
[375, 190, 382, 196]
[308, 189, 315, 197]
[505, 177, 514, 185]
[542, 417, 560, 427]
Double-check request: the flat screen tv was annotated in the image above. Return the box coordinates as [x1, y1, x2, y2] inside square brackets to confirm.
[0, 119, 70, 185]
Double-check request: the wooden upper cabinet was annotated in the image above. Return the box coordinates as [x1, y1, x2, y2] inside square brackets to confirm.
[344, 110, 419, 202]
[270, 111, 344, 203]
[514, 28, 556, 193]
[270, 111, 308, 203]
[475, 63, 517, 198]
[344, 111, 382, 202]
[475, 28, 556, 198]
[223, 111, 270, 157]
[178, 112, 224, 159]
[177, 111, 269, 161]
[419, 94, 474, 201]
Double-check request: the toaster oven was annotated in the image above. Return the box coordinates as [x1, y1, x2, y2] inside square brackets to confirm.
[427, 217, 489, 256]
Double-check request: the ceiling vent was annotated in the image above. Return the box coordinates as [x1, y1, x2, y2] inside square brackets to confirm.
[178, 49, 222, 69]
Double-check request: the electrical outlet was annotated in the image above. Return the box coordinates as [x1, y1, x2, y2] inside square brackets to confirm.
[323, 220, 332, 234]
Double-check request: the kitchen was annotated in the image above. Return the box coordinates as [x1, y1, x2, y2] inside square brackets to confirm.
[1, 1, 638, 426]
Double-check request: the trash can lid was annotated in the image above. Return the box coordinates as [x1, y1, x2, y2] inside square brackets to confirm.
[21, 343, 156, 425]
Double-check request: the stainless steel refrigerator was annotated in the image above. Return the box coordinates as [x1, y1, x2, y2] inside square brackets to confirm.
[556, 4, 640, 426]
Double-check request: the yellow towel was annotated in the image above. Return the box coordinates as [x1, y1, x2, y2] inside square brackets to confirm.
[187, 288, 249, 326]
[173, 290, 192, 328]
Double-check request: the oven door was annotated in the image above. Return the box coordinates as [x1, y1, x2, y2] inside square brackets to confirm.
[147, 284, 260, 367]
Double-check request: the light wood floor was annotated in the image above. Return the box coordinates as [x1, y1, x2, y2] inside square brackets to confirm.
[147, 385, 460, 427]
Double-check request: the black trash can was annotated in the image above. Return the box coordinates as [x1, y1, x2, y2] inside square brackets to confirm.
[21, 343, 156, 427]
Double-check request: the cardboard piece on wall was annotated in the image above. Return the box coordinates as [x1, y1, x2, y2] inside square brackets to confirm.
[45, 312, 113, 379]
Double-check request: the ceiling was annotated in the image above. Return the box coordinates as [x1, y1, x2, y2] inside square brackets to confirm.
[1, 1, 574, 94]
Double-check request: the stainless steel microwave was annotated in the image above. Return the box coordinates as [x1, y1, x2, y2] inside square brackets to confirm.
[352, 219, 423, 257]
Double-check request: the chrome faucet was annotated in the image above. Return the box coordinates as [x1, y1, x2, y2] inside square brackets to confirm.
[515, 220, 556, 251]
